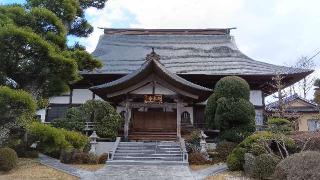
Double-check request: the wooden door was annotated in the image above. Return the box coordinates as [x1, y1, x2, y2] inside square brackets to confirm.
[132, 109, 177, 132]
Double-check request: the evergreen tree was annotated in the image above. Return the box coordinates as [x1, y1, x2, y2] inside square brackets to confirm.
[0, 2, 104, 98]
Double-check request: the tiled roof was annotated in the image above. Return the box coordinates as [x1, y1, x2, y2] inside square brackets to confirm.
[266, 94, 318, 112]
[90, 51, 212, 102]
[87, 28, 312, 76]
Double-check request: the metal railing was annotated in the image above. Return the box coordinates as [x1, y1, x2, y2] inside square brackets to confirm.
[108, 137, 121, 160]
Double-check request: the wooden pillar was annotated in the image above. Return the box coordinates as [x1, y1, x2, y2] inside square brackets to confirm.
[176, 99, 182, 138]
[124, 101, 131, 141]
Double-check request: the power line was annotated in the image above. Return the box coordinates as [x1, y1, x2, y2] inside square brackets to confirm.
[307, 49, 320, 61]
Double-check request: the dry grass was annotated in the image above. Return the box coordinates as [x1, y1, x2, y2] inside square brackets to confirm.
[0, 158, 78, 180]
[190, 164, 212, 171]
[207, 171, 254, 180]
[72, 164, 104, 172]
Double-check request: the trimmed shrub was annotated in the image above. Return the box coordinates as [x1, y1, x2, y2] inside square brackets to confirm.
[61, 129, 88, 151]
[214, 76, 250, 100]
[243, 153, 255, 177]
[186, 130, 201, 153]
[52, 100, 123, 139]
[51, 107, 85, 132]
[60, 150, 74, 164]
[273, 151, 320, 180]
[188, 152, 209, 165]
[27, 122, 71, 154]
[215, 98, 255, 130]
[227, 131, 296, 171]
[0, 86, 36, 144]
[87, 153, 98, 164]
[215, 141, 237, 161]
[267, 118, 293, 134]
[253, 153, 280, 179]
[205, 76, 255, 143]
[249, 143, 267, 156]
[220, 126, 255, 143]
[205, 93, 218, 129]
[0, 148, 18, 172]
[226, 147, 246, 171]
[27, 122, 88, 156]
[71, 152, 90, 164]
[98, 153, 108, 164]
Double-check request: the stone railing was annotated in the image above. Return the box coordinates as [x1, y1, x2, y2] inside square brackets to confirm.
[179, 137, 188, 163]
[108, 137, 121, 160]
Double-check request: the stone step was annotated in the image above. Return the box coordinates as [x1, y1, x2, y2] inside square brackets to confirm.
[107, 160, 188, 166]
[115, 153, 182, 157]
[113, 156, 183, 161]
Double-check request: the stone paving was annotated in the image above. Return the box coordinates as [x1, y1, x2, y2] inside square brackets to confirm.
[38, 154, 90, 178]
[82, 164, 195, 180]
[39, 154, 227, 180]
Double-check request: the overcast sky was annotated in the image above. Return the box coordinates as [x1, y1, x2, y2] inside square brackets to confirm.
[1, 0, 320, 100]
[78, 0, 320, 100]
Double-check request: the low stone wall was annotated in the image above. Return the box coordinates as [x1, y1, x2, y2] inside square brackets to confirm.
[95, 142, 115, 156]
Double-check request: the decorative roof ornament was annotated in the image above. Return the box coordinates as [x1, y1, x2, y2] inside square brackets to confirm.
[146, 47, 160, 62]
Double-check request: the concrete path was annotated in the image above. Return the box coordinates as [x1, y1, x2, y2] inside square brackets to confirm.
[38, 154, 90, 178]
[82, 164, 195, 180]
[39, 154, 227, 180]
[192, 163, 228, 180]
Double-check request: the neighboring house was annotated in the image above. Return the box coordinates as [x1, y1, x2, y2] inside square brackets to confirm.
[36, 28, 312, 140]
[266, 94, 320, 131]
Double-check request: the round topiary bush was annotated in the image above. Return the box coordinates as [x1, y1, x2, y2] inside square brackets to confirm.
[214, 76, 250, 100]
[0, 147, 18, 172]
[227, 147, 246, 171]
[273, 151, 320, 180]
[215, 97, 255, 128]
[253, 153, 280, 179]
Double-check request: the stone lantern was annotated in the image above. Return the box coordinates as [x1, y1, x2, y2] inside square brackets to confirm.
[200, 130, 209, 160]
[89, 131, 99, 154]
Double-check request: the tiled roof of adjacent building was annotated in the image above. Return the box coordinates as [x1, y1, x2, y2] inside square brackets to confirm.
[86, 28, 313, 76]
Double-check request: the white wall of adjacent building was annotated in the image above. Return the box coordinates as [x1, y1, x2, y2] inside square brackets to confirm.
[250, 90, 263, 107]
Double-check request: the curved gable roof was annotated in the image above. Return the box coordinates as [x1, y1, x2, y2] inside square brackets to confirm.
[90, 50, 212, 102]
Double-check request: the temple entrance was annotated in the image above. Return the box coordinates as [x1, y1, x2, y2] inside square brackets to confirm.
[129, 108, 177, 141]
[132, 108, 177, 132]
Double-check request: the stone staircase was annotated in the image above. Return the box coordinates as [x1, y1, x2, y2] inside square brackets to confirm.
[108, 141, 188, 165]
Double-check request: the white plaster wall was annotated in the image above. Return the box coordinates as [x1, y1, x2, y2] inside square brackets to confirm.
[255, 109, 264, 126]
[72, 89, 93, 104]
[250, 90, 263, 106]
[95, 142, 115, 156]
[49, 96, 69, 104]
[36, 109, 46, 122]
[116, 106, 125, 113]
[130, 83, 176, 95]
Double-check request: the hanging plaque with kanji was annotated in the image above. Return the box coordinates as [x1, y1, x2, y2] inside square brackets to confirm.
[144, 94, 163, 104]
